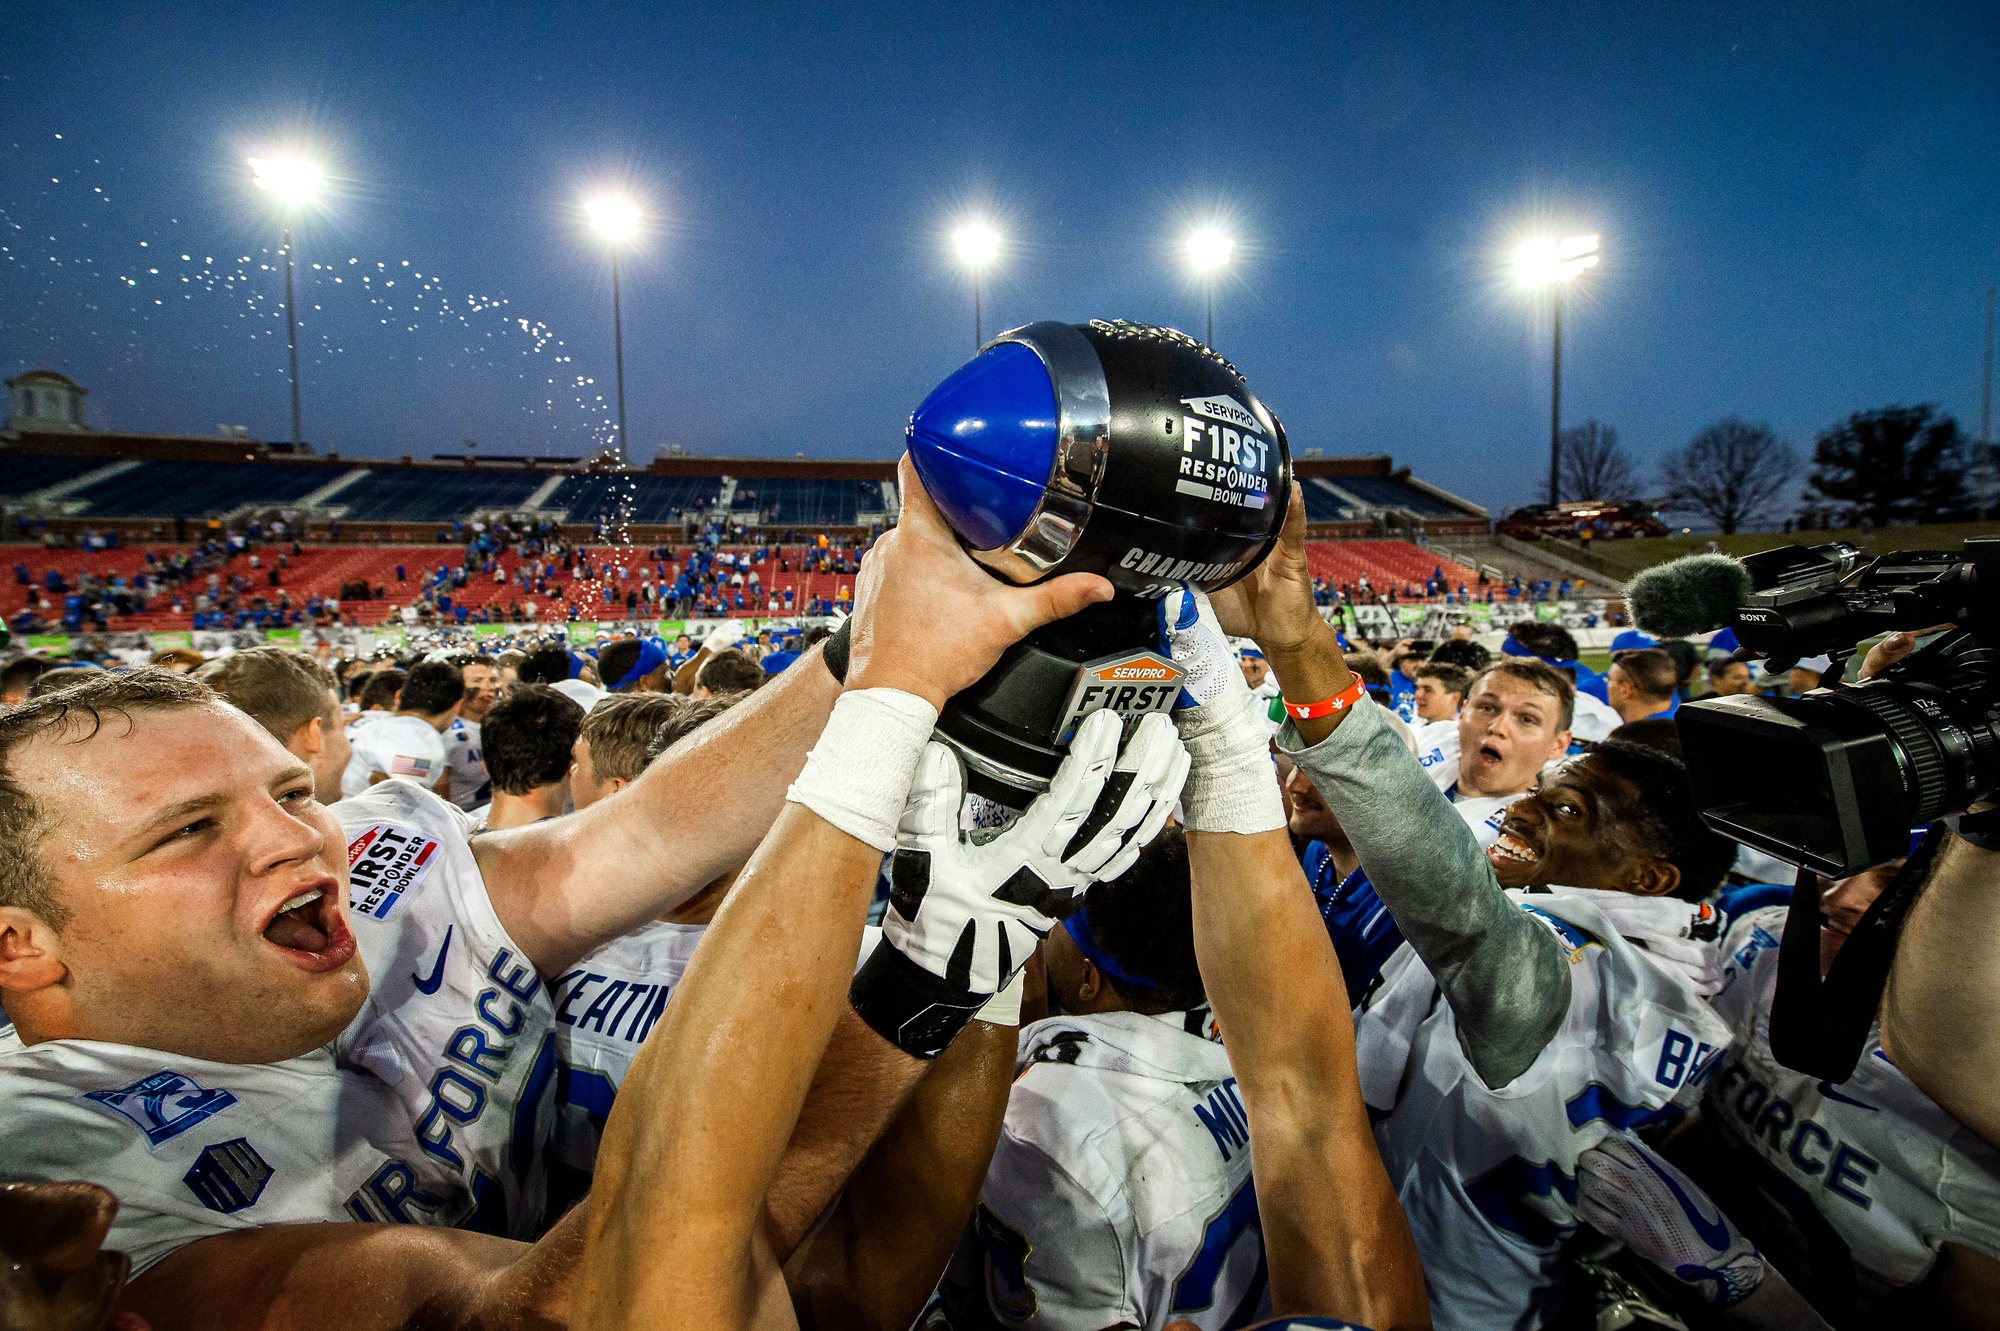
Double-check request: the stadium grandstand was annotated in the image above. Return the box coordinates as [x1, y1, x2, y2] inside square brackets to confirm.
[4, 367, 1545, 636]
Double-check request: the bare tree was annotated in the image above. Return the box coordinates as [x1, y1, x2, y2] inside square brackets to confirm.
[1659, 417, 1798, 534]
[1558, 420, 1641, 501]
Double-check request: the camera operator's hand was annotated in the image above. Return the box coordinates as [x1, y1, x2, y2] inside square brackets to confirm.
[845, 455, 1115, 710]
[1207, 484, 1355, 742]
[1859, 624, 1953, 679]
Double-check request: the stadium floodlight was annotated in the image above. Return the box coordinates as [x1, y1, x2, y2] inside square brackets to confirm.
[1512, 232, 1601, 505]
[583, 195, 644, 465]
[249, 155, 323, 207]
[585, 195, 643, 245]
[248, 155, 323, 450]
[950, 219, 1003, 350]
[1513, 231, 1599, 288]
[1184, 226, 1235, 346]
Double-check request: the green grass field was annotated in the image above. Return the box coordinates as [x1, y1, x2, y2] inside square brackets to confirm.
[1542, 520, 2000, 585]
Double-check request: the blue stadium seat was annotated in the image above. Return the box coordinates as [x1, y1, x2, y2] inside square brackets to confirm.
[0, 453, 117, 497]
[1325, 474, 1465, 518]
[70, 460, 334, 517]
[332, 468, 547, 522]
[549, 473, 723, 524]
[731, 477, 878, 526]
[1301, 477, 1366, 522]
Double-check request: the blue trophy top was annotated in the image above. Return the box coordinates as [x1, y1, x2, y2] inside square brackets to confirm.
[905, 341, 1057, 552]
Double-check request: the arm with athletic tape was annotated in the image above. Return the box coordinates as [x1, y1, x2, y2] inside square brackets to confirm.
[1187, 824, 1429, 1331]
[1209, 485, 1569, 1089]
[478, 637, 842, 975]
[576, 456, 1123, 1329]
[1167, 583, 1427, 1331]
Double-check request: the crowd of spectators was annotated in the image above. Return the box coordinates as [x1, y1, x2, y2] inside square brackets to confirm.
[0, 486, 1991, 1331]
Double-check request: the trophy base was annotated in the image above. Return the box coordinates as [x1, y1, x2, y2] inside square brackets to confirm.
[934, 596, 1177, 811]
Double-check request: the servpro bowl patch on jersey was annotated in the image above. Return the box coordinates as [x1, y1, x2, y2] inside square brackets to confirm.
[1054, 650, 1184, 744]
[347, 823, 441, 921]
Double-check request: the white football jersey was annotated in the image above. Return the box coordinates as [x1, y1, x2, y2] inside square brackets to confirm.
[944, 1008, 1264, 1331]
[1413, 719, 1460, 792]
[342, 714, 448, 797]
[0, 1036, 445, 1275]
[1568, 691, 1622, 744]
[1356, 888, 1733, 1331]
[548, 920, 702, 1179]
[1445, 783, 1522, 850]
[335, 779, 558, 1239]
[549, 922, 884, 1182]
[1700, 907, 2000, 1312]
[442, 717, 489, 811]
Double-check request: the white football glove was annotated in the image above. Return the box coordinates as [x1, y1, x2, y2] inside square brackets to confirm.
[704, 619, 745, 651]
[1577, 1132, 1766, 1308]
[1157, 587, 1286, 834]
[884, 707, 1187, 996]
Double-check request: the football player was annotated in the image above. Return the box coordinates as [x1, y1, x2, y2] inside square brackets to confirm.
[0, 460, 1087, 1329]
[1213, 486, 1735, 1330]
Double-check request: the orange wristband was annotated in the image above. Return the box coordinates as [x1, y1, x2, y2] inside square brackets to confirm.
[1282, 675, 1367, 720]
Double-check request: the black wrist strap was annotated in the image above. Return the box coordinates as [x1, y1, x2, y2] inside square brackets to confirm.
[822, 618, 852, 683]
[849, 939, 987, 1060]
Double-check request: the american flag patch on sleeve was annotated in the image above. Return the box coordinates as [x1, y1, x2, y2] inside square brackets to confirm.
[391, 754, 434, 778]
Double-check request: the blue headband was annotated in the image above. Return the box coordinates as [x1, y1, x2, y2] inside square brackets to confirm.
[613, 637, 669, 690]
[1063, 906, 1157, 990]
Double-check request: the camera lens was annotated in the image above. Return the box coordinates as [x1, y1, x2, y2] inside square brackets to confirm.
[1680, 642, 2000, 877]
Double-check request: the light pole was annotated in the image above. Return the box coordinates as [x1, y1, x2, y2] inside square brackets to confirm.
[249, 155, 322, 450]
[1185, 226, 1234, 346]
[585, 195, 642, 465]
[1513, 232, 1600, 506]
[951, 221, 1001, 350]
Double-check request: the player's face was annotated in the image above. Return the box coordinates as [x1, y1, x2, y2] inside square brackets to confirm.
[6, 704, 365, 1062]
[1412, 678, 1460, 723]
[1457, 676, 1571, 798]
[459, 664, 498, 721]
[1239, 655, 1270, 689]
[569, 737, 618, 810]
[1487, 755, 1670, 894]
[310, 699, 352, 805]
[1284, 764, 1344, 845]
[1605, 663, 1634, 708]
[1709, 662, 1753, 696]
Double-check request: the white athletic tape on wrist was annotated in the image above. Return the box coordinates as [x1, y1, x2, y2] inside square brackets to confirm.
[975, 966, 1026, 1026]
[787, 689, 939, 851]
[1178, 686, 1286, 834]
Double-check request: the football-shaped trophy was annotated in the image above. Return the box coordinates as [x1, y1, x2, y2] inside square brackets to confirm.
[906, 319, 1292, 808]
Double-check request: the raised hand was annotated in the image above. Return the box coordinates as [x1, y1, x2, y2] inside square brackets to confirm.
[1205, 483, 1324, 657]
[845, 455, 1115, 710]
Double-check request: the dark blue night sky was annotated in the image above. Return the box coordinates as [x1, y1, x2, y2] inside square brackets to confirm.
[4, 2, 1996, 511]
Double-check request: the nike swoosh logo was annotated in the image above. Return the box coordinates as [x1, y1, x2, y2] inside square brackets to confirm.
[412, 925, 453, 995]
[1633, 1142, 1733, 1250]
[1818, 1080, 1876, 1111]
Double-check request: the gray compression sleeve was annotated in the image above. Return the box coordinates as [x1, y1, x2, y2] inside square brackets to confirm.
[1277, 700, 1570, 1088]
